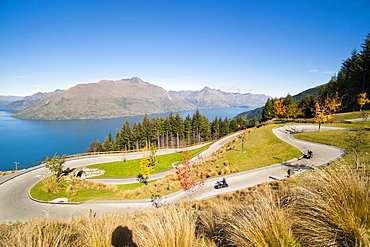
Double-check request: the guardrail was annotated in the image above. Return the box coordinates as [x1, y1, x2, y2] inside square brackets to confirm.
[10, 157, 46, 171]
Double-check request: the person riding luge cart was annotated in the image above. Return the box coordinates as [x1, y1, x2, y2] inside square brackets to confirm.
[214, 178, 228, 189]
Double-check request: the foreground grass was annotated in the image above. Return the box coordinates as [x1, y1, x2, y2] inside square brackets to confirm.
[3, 157, 369, 247]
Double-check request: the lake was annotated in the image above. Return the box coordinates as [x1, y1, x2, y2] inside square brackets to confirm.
[0, 107, 253, 171]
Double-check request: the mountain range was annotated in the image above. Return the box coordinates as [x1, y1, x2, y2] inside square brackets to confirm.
[0, 95, 24, 108]
[3, 77, 270, 120]
[170, 87, 269, 108]
[0, 90, 64, 111]
[11, 77, 197, 120]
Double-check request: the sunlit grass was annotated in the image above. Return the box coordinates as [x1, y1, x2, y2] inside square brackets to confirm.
[202, 124, 302, 173]
[88, 144, 210, 178]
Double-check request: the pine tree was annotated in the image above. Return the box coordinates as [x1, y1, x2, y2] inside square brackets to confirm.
[173, 113, 184, 147]
[199, 115, 211, 141]
[132, 122, 144, 150]
[142, 113, 151, 149]
[261, 98, 274, 121]
[192, 109, 202, 143]
[183, 114, 193, 145]
[103, 132, 114, 151]
[211, 116, 220, 140]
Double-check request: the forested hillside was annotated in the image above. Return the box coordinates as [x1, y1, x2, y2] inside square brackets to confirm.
[240, 32, 370, 122]
[321, 33, 370, 111]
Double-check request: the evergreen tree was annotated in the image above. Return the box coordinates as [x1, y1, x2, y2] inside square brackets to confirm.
[132, 122, 144, 150]
[299, 95, 316, 118]
[261, 98, 274, 121]
[115, 120, 132, 151]
[142, 113, 151, 149]
[199, 115, 211, 141]
[211, 116, 220, 140]
[192, 109, 202, 143]
[284, 94, 302, 119]
[220, 117, 230, 137]
[103, 132, 114, 151]
[173, 113, 184, 147]
[229, 117, 239, 132]
[183, 114, 193, 145]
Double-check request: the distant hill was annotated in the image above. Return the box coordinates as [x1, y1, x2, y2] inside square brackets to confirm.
[12, 77, 197, 120]
[0, 95, 24, 108]
[237, 84, 325, 120]
[292, 84, 324, 101]
[170, 87, 270, 108]
[1, 90, 64, 111]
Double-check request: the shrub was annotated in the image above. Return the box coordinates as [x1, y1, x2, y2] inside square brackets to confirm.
[40, 175, 64, 193]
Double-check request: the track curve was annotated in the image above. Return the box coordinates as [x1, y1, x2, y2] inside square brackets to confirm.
[0, 125, 346, 222]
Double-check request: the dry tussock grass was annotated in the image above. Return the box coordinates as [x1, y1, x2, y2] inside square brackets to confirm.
[1, 159, 369, 247]
[291, 163, 370, 246]
[0, 171, 14, 176]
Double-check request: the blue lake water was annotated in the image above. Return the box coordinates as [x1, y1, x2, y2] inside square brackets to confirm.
[0, 107, 252, 171]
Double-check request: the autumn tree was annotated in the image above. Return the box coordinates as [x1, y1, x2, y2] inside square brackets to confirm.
[175, 150, 205, 193]
[138, 145, 157, 184]
[314, 93, 343, 130]
[273, 98, 287, 118]
[357, 92, 370, 111]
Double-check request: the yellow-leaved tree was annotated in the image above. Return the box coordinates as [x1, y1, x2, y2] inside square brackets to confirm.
[314, 92, 343, 130]
[357, 92, 370, 111]
[138, 145, 157, 185]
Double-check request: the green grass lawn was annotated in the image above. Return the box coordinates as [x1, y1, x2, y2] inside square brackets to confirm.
[88, 144, 210, 178]
[30, 180, 118, 203]
[201, 124, 302, 173]
[294, 121, 370, 151]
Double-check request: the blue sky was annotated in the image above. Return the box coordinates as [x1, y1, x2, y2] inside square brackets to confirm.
[1, 0, 369, 97]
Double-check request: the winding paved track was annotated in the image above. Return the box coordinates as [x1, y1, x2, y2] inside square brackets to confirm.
[0, 125, 346, 222]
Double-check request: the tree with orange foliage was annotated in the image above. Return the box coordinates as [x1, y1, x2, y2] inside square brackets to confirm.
[273, 99, 287, 118]
[314, 92, 343, 130]
[357, 92, 370, 111]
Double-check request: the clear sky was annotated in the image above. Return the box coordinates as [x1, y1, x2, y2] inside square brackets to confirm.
[1, 0, 369, 98]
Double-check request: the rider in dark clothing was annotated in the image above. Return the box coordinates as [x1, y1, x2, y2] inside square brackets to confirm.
[222, 178, 227, 186]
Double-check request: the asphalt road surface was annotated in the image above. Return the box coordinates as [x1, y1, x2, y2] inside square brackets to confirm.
[0, 125, 346, 222]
